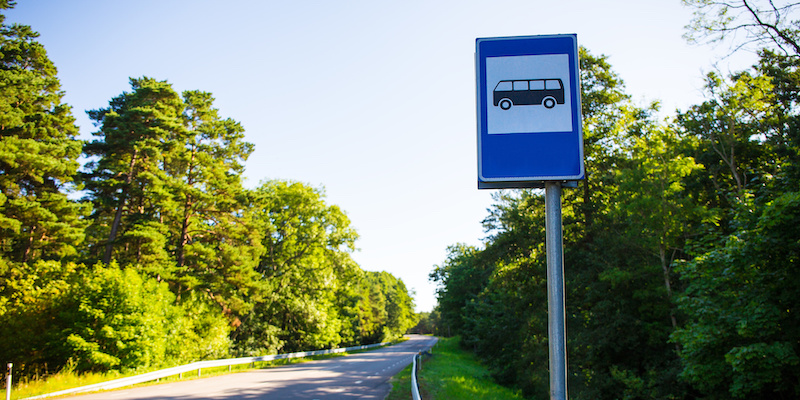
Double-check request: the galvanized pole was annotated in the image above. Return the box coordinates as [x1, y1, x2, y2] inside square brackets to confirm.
[545, 182, 567, 400]
[6, 363, 11, 400]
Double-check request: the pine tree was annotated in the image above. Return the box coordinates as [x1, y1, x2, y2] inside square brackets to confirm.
[163, 89, 260, 309]
[0, 2, 88, 264]
[83, 77, 183, 267]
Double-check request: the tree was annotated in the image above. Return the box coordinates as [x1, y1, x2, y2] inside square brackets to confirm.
[672, 190, 800, 399]
[161, 89, 260, 310]
[682, 0, 800, 56]
[83, 77, 183, 266]
[575, 46, 632, 236]
[0, 259, 79, 377]
[83, 79, 261, 318]
[368, 271, 417, 340]
[431, 47, 698, 399]
[669, 45, 800, 400]
[429, 243, 487, 337]
[166, 90, 253, 271]
[232, 181, 358, 354]
[0, 262, 231, 375]
[616, 122, 704, 330]
[0, 2, 88, 265]
[677, 70, 776, 203]
[409, 311, 435, 334]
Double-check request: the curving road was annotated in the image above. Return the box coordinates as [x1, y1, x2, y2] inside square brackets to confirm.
[57, 335, 438, 400]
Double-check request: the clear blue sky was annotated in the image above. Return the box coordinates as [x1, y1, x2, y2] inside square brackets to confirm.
[7, 0, 755, 312]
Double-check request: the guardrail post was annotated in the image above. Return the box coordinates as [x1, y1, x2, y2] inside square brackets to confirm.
[6, 363, 11, 400]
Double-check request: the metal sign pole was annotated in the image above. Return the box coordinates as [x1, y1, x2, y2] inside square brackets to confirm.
[476, 34, 580, 400]
[545, 182, 567, 400]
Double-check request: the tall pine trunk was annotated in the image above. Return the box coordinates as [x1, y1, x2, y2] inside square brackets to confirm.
[175, 147, 196, 269]
[103, 148, 137, 264]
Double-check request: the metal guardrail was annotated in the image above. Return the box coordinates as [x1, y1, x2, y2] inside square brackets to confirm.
[411, 338, 438, 400]
[21, 342, 390, 399]
[411, 352, 422, 400]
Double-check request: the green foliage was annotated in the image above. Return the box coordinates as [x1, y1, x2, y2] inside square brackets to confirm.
[82, 76, 184, 267]
[230, 181, 416, 355]
[410, 311, 438, 334]
[668, 50, 800, 400]
[0, 261, 230, 377]
[431, 39, 800, 399]
[165, 89, 259, 309]
[231, 181, 353, 354]
[369, 271, 418, 341]
[0, 260, 79, 376]
[432, 47, 695, 399]
[82, 77, 264, 319]
[0, 5, 417, 383]
[429, 243, 488, 336]
[61, 263, 173, 371]
[0, 4, 88, 265]
[672, 190, 800, 398]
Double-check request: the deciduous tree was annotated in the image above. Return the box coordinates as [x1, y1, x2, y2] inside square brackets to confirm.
[683, 0, 800, 56]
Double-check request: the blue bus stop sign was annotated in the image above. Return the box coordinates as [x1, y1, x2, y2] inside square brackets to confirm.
[476, 34, 584, 188]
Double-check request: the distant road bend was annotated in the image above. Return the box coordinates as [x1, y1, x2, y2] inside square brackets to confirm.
[58, 334, 438, 400]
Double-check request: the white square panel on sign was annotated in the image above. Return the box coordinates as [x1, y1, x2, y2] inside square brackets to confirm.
[486, 54, 573, 134]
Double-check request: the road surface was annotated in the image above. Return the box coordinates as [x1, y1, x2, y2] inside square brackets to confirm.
[56, 335, 438, 400]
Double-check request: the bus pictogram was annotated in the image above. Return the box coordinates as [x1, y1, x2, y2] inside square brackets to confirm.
[493, 78, 565, 110]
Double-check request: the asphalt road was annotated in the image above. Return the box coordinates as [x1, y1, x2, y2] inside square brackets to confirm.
[57, 335, 438, 400]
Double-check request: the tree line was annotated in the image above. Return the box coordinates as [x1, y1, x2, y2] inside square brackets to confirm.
[431, 1, 800, 399]
[0, 1, 416, 379]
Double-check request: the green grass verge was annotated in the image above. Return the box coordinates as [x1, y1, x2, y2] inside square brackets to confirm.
[385, 361, 414, 400]
[387, 336, 525, 400]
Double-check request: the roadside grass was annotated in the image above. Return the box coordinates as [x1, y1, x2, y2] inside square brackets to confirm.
[387, 336, 525, 400]
[10, 370, 111, 400]
[385, 360, 414, 400]
[8, 341, 401, 400]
